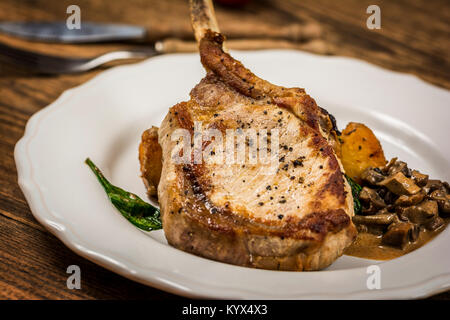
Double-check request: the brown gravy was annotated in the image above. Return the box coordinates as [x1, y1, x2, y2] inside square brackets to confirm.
[344, 219, 449, 260]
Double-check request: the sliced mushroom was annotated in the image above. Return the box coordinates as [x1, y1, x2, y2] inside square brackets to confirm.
[383, 157, 398, 175]
[378, 172, 421, 195]
[356, 223, 368, 233]
[424, 216, 445, 231]
[353, 213, 397, 235]
[444, 182, 450, 193]
[423, 179, 445, 194]
[360, 186, 386, 214]
[388, 160, 411, 177]
[411, 170, 429, 187]
[383, 190, 398, 204]
[382, 222, 419, 249]
[360, 187, 386, 208]
[361, 203, 378, 215]
[395, 190, 426, 207]
[398, 200, 438, 224]
[428, 190, 450, 215]
[361, 167, 386, 186]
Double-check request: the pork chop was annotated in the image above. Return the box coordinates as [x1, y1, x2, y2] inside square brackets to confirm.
[140, 0, 356, 270]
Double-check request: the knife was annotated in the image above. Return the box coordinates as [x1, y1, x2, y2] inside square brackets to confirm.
[0, 21, 150, 43]
[0, 21, 330, 55]
[0, 21, 322, 44]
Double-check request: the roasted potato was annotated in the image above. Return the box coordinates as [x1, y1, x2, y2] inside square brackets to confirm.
[139, 126, 162, 198]
[340, 122, 386, 184]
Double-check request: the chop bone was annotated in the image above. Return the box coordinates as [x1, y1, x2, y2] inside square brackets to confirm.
[190, 1, 339, 145]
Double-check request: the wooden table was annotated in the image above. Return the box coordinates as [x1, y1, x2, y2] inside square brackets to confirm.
[0, 0, 449, 299]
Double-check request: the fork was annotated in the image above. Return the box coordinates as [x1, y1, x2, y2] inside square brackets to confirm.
[0, 42, 160, 74]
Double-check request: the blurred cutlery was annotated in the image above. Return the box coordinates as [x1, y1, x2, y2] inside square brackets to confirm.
[0, 38, 329, 74]
[0, 21, 322, 43]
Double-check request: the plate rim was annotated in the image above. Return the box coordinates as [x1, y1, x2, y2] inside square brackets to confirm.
[14, 50, 450, 299]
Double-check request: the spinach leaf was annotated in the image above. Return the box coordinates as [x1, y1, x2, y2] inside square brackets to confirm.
[345, 175, 362, 215]
[85, 158, 162, 231]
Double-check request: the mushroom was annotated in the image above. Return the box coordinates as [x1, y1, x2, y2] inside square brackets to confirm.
[424, 216, 445, 231]
[397, 200, 438, 224]
[353, 213, 397, 226]
[428, 189, 450, 215]
[361, 167, 386, 186]
[411, 170, 429, 187]
[359, 187, 386, 214]
[387, 160, 411, 177]
[360, 187, 386, 208]
[444, 182, 450, 193]
[378, 172, 421, 195]
[383, 190, 398, 205]
[356, 224, 368, 233]
[353, 213, 397, 235]
[423, 179, 446, 194]
[382, 157, 398, 175]
[382, 222, 419, 249]
[395, 190, 426, 207]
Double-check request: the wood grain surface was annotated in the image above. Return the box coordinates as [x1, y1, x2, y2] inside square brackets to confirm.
[0, 0, 449, 300]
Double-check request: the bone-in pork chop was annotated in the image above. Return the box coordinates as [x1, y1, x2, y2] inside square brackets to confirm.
[139, 0, 357, 270]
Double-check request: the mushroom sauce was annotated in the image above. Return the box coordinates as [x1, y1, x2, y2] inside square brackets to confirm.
[345, 218, 449, 260]
[343, 158, 450, 260]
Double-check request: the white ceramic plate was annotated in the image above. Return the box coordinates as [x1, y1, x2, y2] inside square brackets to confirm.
[15, 50, 450, 299]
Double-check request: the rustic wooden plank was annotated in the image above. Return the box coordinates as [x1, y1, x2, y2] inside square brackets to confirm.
[274, 0, 450, 88]
[0, 213, 180, 299]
